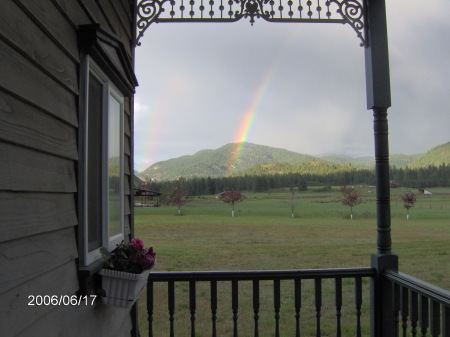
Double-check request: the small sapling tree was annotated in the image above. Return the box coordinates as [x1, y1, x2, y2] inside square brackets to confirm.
[285, 187, 297, 218]
[340, 186, 362, 220]
[219, 189, 245, 217]
[401, 191, 416, 220]
[166, 177, 190, 215]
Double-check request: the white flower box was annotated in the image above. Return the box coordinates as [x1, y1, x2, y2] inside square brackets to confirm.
[99, 269, 151, 308]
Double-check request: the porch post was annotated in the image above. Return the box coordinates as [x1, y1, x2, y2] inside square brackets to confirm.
[364, 0, 398, 336]
[372, 107, 392, 255]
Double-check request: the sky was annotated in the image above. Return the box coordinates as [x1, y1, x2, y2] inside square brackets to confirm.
[133, 1, 450, 172]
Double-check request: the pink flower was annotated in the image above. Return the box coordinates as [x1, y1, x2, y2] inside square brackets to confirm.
[144, 247, 155, 257]
[131, 238, 144, 250]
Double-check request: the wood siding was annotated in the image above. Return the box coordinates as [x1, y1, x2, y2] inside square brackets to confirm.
[0, 0, 135, 336]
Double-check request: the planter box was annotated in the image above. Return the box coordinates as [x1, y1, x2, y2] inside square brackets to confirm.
[99, 269, 151, 308]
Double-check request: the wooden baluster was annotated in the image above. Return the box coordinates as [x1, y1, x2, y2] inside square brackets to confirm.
[429, 300, 441, 337]
[232, 280, 239, 337]
[410, 290, 419, 337]
[189, 281, 196, 337]
[355, 277, 362, 337]
[401, 286, 409, 337]
[294, 279, 301, 337]
[393, 283, 401, 337]
[419, 295, 429, 337]
[274, 279, 281, 337]
[335, 278, 342, 337]
[211, 281, 217, 337]
[253, 280, 260, 337]
[168, 281, 175, 337]
[147, 280, 154, 337]
[443, 305, 449, 337]
[315, 278, 322, 337]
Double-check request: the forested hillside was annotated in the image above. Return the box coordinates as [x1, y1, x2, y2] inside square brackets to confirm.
[238, 161, 358, 176]
[405, 142, 450, 168]
[143, 162, 449, 198]
[139, 142, 316, 180]
[319, 153, 421, 168]
[138, 141, 449, 183]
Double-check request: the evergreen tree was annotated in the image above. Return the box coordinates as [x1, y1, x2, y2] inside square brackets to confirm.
[206, 176, 215, 195]
[298, 180, 307, 191]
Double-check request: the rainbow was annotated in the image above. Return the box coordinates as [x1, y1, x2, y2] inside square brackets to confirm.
[234, 67, 274, 144]
[139, 97, 169, 172]
[228, 66, 276, 173]
[229, 27, 301, 174]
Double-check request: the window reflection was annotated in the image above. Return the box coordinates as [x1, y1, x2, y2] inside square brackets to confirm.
[108, 94, 122, 238]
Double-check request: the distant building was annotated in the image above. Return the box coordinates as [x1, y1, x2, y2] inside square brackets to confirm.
[390, 181, 400, 188]
[134, 188, 162, 207]
[216, 191, 226, 199]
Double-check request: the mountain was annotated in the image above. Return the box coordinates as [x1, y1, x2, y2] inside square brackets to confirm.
[319, 153, 422, 168]
[405, 142, 450, 168]
[390, 153, 424, 167]
[138, 141, 450, 181]
[139, 142, 317, 181]
[318, 154, 374, 168]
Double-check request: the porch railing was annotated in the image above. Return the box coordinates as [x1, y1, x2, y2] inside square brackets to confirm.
[384, 270, 450, 337]
[146, 268, 375, 337]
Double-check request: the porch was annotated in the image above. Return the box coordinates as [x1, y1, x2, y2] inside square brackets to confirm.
[142, 267, 449, 336]
[132, 0, 450, 335]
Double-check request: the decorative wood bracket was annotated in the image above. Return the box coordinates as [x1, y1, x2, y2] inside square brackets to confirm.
[136, 0, 365, 46]
[79, 24, 138, 95]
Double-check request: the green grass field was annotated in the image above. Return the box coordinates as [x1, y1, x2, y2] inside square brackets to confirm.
[135, 186, 449, 336]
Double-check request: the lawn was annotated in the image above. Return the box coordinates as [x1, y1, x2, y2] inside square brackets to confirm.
[134, 186, 449, 336]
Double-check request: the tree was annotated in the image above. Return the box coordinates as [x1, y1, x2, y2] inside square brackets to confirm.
[166, 177, 190, 215]
[340, 186, 362, 220]
[401, 191, 416, 220]
[219, 189, 246, 217]
[206, 176, 215, 195]
[298, 180, 308, 191]
[252, 176, 268, 192]
[285, 187, 297, 218]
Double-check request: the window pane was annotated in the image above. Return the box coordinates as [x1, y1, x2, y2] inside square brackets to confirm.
[108, 94, 122, 237]
[87, 73, 103, 251]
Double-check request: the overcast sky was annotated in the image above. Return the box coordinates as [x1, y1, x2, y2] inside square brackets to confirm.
[134, 1, 450, 172]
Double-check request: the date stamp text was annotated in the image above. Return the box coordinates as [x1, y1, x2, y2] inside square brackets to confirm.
[28, 295, 97, 306]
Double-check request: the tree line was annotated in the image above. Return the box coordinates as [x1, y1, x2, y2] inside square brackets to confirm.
[390, 164, 449, 188]
[142, 163, 449, 196]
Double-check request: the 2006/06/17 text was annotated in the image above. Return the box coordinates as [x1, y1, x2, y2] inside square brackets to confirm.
[28, 295, 97, 306]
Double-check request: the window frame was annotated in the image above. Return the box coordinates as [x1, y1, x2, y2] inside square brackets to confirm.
[80, 55, 125, 267]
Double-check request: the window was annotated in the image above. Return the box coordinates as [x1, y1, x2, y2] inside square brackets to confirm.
[81, 56, 125, 266]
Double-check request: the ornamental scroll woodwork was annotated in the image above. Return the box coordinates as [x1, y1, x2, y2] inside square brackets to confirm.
[136, 0, 366, 46]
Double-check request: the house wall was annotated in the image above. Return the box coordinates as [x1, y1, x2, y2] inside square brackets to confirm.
[0, 1, 135, 336]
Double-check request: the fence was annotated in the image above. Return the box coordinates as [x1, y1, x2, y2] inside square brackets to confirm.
[384, 270, 450, 337]
[146, 268, 375, 337]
